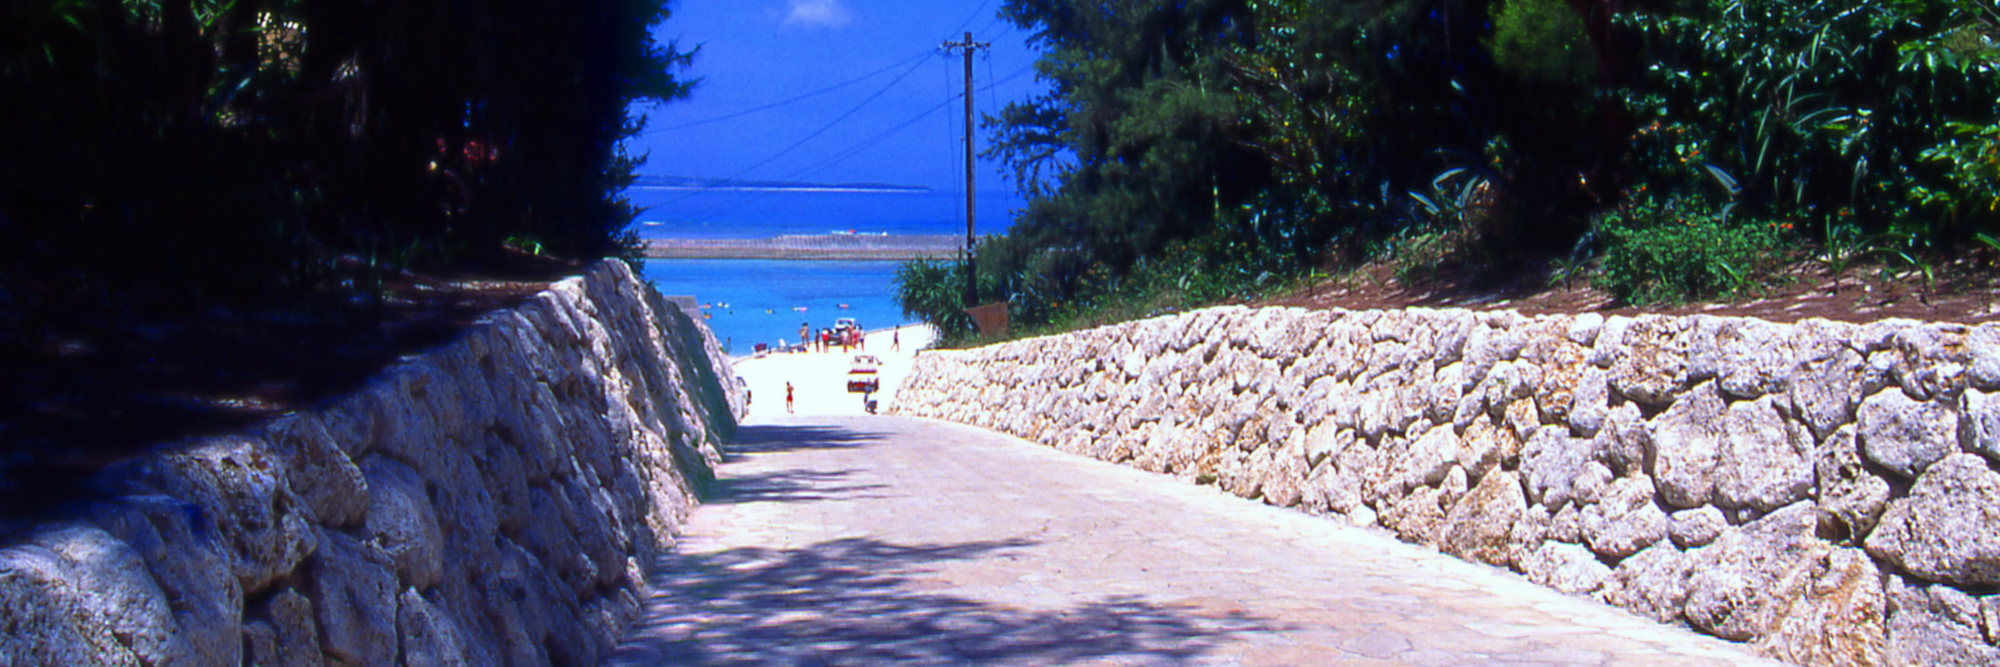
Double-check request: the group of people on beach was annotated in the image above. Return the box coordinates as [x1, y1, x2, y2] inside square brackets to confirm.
[796, 322, 865, 353]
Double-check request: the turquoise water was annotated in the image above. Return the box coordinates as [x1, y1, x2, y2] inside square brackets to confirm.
[641, 259, 911, 356]
[628, 187, 1020, 355]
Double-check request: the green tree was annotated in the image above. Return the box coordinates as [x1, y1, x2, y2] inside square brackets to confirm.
[0, 0, 695, 333]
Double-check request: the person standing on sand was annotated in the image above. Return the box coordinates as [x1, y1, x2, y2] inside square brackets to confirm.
[785, 382, 794, 414]
[799, 323, 808, 350]
[892, 328, 900, 352]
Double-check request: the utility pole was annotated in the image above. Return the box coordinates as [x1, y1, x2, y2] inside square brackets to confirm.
[943, 31, 989, 308]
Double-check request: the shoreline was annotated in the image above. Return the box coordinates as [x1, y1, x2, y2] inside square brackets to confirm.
[728, 321, 927, 364]
[644, 233, 961, 260]
[730, 323, 938, 419]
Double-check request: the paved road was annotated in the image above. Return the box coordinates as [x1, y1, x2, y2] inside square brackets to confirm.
[606, 416, 1780, 666]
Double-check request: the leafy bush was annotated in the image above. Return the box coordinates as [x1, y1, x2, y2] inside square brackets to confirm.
[1594, 199, 1790, 305]
[893, 259, 973, 338]
[1615, 0, 2000, 241]
[1489, 0, 1598, 86]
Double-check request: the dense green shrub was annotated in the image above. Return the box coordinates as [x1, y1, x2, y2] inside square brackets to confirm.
[1594, 199, 1790, 305]
[979, 0, 1999, 327]
[894, 259, 974, 338]
[1615, 0, 2000, 240]
[1489, 0, 1598, 86]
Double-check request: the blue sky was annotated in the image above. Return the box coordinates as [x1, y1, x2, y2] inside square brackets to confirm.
[626, 1, 1047, 193]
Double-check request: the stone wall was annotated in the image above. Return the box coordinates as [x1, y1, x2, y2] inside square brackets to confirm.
[0, 260, 744, 666]
[893, 305, 2000, 666]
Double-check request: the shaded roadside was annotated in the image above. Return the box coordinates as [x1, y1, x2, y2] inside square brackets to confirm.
[611, 535, 1276, 666]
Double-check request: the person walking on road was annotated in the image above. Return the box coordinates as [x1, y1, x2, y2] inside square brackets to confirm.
[785, 382, 795, 414]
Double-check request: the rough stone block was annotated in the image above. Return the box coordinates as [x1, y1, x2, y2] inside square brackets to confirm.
[1790, 328, 1867, 441]
[1441, 470, 1526, 567]
[399, 588, 475, 667]
[1608, 316, 1693, 407]
[1668, 506, 1728, 548]
[1885, 577, 2000, 666]
[1891, 324, 1970, 401]
[361, 457, 447, 590]
[1867, 454, 2000, 586]
[1752, 547, 1886, 667]
[1967, 323, 2000, 391]
[1858, 388, 1960, 479]
[244, 589, 324, 667]
[1580, 475, 1669, 560]
[1649, 381, 1727, 508]
[1959, 387, 2000, 464]
[1817, 425, 1893, 541]
[1520, 542, 1610, 594]
[1603, 543, 1690, 624]
[1715, 395, 1813, 512]
[93, 494, 242, 667]
[149, 436, 320, 594]
[309, 529, 401, 667]
[262, 412, 370, 528]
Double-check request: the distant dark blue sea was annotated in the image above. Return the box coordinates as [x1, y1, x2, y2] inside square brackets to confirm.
[631, 188, 1022, 355]
[625, 187, 1021, 240]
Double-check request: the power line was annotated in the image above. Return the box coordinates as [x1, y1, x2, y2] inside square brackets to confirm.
[640, 2, 1015, 206]
[645, 65, 1035, 228]
[952, 0, 995, 37]
[713, 66, 1036, 195]
[645, 97, 965, 226]
[974, 10, 1008, 42]
[655, 51, 940, 206]
[793, 94, 961, 180]
[768, 65, 1033, 185]
[647, 49, 935, 133]
[983, 50, 1000, 122]
[943, 52, 965, 230]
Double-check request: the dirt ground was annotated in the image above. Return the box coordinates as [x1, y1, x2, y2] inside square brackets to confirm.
[1259, 255, 2000, 326]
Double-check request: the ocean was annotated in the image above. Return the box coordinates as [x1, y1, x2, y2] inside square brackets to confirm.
[643, 258, 911, 356]
[631, 187, 1022, 355]
[627, 187, 1021, 240]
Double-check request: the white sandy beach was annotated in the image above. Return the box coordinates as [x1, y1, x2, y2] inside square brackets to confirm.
[731, 324, 938, 420]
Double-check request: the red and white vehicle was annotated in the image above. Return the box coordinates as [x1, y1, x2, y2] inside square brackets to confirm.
[846, 354, 881, 393]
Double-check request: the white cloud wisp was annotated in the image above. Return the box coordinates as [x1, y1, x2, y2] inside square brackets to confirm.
[784, 0, 854, 29]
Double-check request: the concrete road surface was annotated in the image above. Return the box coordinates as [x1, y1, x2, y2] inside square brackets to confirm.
[605, 415, 1779, 666]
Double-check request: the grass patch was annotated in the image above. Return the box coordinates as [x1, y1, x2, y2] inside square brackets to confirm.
[1593, 198, 1789, 306]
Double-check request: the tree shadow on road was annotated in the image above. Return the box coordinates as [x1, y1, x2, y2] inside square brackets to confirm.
[710, 423, 892, 504]
[609, 537, 1280, 666]
[724, 424, 884, 460]
[712, 468, 887, 504]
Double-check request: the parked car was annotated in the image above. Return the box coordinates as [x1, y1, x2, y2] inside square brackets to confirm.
[847, 355, 881, 393]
